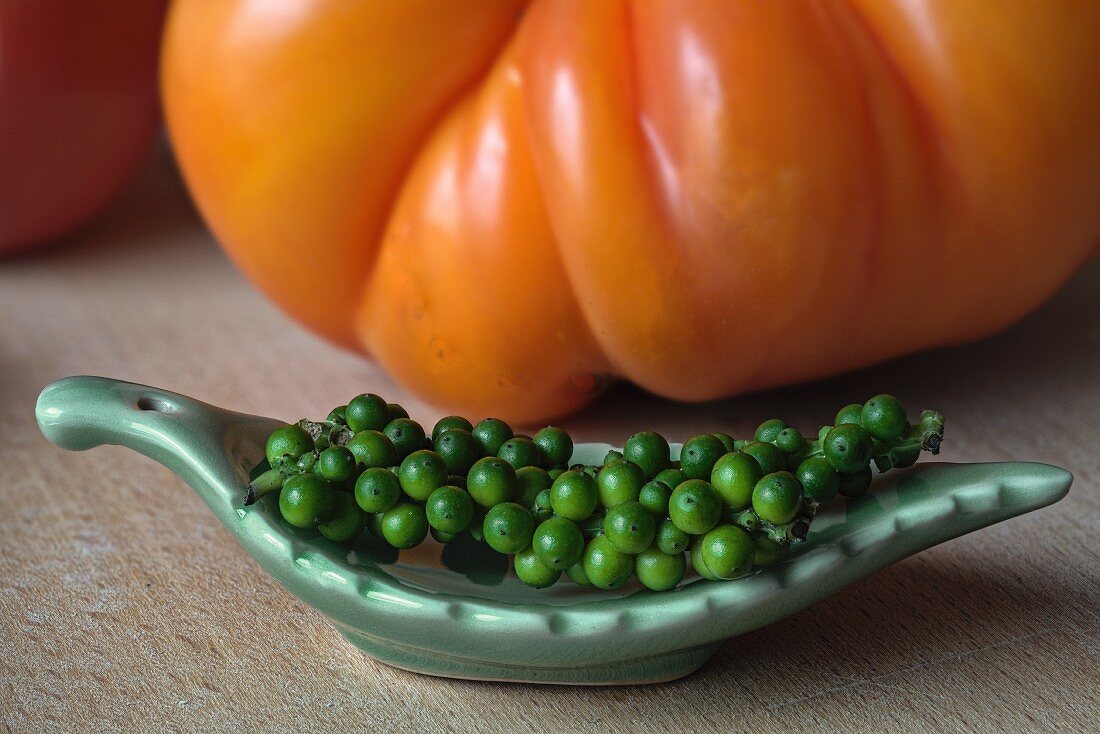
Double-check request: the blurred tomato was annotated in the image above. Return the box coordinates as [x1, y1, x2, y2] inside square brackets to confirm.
[0, 1, 165, 254]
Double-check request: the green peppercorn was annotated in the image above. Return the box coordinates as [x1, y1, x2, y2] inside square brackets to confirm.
[656, 518, 690, 555]
[346, 393, 390, 433]
[514, 546, 561, 588]
[532, 516, 585, 570]
[679, 434, 726, 480]
[668, 479, 722, 535]
[596, 459, 645, 509]
[834, 403, 863, 426]
[774, 427, 805, 455]
[823, 424, 873, 473]
[602, 501, 656, 554]
[699, 525, 754, 579]
[795, 457, 839, 504]
[380, 502, 429, 549]
[549, 470, 599, 521]
[383, 418, 426, 460]
[751, 471, 803, 524]
[582, 535, 634, 590]
[623, 431, 671, 479]
[483, 502, 535, 555]
[265, 425, 314, 468]
[354, 467, 402, 514]
[347, 430, 397, 469]
[754, 419, 787, 443]
[497, 437, 543, 470]
[434, 428, 481, 474]
[638, 480, 672, 516]
[397, 449, 448, 501]
[317, 445, 356, 483]
[279, 474, 335, 528]
[533, 427, 573, 469]
[467, 457, 517, 508]
[710, 451, 763, 510]
[472, 418, 514, 456]
[741, 441, 786, 476]
[425, 485, 475, 534]
[861, 394, 907, 441]
[634, 545, 686, 591]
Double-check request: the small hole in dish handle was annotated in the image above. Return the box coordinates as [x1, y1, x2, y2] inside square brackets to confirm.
[137, 396, 178, 413]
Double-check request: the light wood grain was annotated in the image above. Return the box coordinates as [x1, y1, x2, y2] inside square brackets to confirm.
[1, 150, 1098, 733]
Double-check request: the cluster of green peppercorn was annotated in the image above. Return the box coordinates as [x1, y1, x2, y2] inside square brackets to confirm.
[246, 393, 944, 592]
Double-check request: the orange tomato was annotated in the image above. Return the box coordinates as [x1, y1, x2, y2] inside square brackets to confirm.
[163, 1, 1100, 422]
[0, 0, 165, 254]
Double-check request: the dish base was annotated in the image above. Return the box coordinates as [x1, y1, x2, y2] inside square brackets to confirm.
[340, 628, 716, 685]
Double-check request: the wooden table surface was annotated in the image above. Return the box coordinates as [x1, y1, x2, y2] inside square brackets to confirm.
[2, 151, 1098, 733]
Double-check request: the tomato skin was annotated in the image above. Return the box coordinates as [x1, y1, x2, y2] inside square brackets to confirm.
[163, 0, 1100, 422]
[0, 1, 165, 254]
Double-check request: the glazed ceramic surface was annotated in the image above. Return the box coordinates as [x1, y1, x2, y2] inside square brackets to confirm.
[36, 377, 1072, 684]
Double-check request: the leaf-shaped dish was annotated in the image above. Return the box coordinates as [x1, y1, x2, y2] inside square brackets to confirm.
[36, 376, 1072, 685]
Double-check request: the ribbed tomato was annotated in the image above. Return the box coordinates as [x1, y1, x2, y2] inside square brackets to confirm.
[163, 1, 1100, 422]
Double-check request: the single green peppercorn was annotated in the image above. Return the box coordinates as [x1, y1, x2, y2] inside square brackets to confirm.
[533, 427, 573, 469]
[532, 516, 585, 570]
[483, 502, 535, 555]
[434, 428, 481, 475]
[472, 418, 514, 457]
[397, 449, 448, 501]
[823, 424, 874, 473]
[279, 474, 335, 528]
[679, 434, 727, 480]
[583, 535, 634, 590]
[547, 468, 564, 481]
[432, 415, 474, 443]
[668, 479, 722, 535]
[326, 405, 348, 425]
[497, 437, 543, 470]
[383, 418, 426, 460]
[596, 459, 645, 508]
[774, 427, 805, 455]
[317, 445, 357, 483]
[638, 480, 672, 516]
[700, 525, 754, 579]
[835, 403, 863, 426]
[861, 394, 907, 441]
[754, 419, 788, 443]
[549, 470, 599, 521]
[318, 492, 366, 542]
[656, 518, 691, 555]
[466, 457, 517, 507]
[265, 425, 314, 468]
[742, 441, 786, 476]
[635, 545, 686, 591]
[514, 546, 561, 588]
[380, 502, 429, 549]
[623, 431, 671, 479]
[347, 430, 398, 469]
[386, 403, 409, 421]
[603, 450, 624, 465]
[603, 501, 657, 554]
[354, 468, 402, 513]
[710, 451, 763, 510]
[346, 394, 390, 433]
[751, 471, 803, 524]
[425, 485, 475, 534]
[796, 457, 840, 504]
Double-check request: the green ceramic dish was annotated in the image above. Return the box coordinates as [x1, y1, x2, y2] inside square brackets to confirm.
[36, 376, 1072, 685]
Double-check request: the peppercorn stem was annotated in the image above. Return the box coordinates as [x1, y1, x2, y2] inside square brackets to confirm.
[245, 467, 285, 505]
